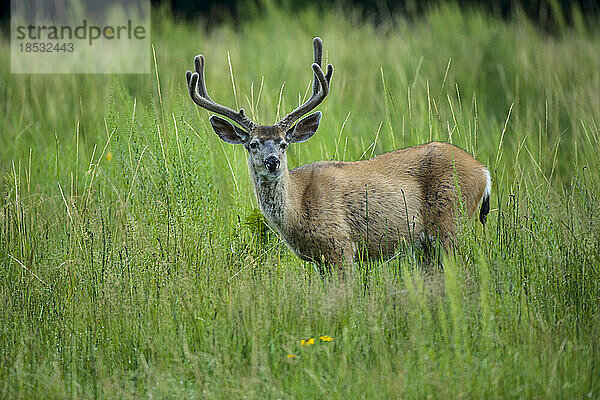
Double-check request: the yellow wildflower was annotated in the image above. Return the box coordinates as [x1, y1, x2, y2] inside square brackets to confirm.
[319, 335, 334, 342]
[286, 354, 297, 359]
[106, 151, 113, 162]
[300, 338, 315, 346]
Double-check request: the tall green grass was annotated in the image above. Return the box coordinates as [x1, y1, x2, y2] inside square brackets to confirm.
[1, 3, 599, 398]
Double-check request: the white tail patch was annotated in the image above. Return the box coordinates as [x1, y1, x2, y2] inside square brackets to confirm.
[483, 168, 492, 199]
[478, 168, 492, 225]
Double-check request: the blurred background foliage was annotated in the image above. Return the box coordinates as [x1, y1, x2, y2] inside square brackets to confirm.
[153, 0, 599, 32]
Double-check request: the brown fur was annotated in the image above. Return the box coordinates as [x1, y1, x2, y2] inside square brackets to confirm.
[253, 141, 489, 266]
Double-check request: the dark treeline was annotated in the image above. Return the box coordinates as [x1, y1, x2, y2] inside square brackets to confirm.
[153, 0, 598, 32]
[1, 1, 598, 31]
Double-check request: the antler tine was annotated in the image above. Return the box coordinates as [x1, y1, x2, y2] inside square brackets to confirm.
[311, 37, 334, 96]
[276, 38, 334, 131]
[312, 37, 322, 96]
[186, 54, 257, 131]
[194, 55, 210, 99]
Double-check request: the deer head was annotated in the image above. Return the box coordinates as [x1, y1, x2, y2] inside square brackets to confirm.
[185, 37, 333, 182]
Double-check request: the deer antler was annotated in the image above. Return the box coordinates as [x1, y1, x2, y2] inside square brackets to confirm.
[275, 37, 334, 131]
[186, 54, 257, 131]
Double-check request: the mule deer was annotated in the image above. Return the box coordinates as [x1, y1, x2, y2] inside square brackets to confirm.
[186, 37, 491, 267]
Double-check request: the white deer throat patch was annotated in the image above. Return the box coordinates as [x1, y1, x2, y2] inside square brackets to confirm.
[253, 175, 287, 228]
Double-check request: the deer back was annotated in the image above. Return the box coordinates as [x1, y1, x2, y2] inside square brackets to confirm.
[280, 142, 489, 260]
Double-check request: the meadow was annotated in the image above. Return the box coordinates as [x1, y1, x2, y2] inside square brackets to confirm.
[1, 3, 599, 398]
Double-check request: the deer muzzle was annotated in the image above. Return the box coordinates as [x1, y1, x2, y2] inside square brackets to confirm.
[264, 155, 280, 172]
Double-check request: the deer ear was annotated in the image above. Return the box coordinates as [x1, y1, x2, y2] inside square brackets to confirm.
[209, 115, 249, 144]
[286, 112, 321, 143]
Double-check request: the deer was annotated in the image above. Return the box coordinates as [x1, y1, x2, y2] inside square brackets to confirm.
[185, 37, 491, 268]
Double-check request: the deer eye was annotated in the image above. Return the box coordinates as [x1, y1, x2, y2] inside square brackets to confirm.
[280, 142, 288, 150]
[249, 142, 259, 150]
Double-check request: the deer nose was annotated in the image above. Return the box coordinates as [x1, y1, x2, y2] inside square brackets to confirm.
[264, 156, 280, 172]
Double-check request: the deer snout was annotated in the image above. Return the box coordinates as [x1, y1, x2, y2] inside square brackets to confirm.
[264, 155, 280, 172]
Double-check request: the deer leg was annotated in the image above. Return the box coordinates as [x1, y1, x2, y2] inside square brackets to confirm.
[321, 241, 354, 281]
[342, 242, 356, 265]
[417, 231, 447, 269]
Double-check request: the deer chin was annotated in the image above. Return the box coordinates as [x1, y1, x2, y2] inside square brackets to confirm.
[253, 167, 283, 185]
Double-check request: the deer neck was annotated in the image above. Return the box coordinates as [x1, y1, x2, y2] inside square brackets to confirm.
[250, 168, 296, 230]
